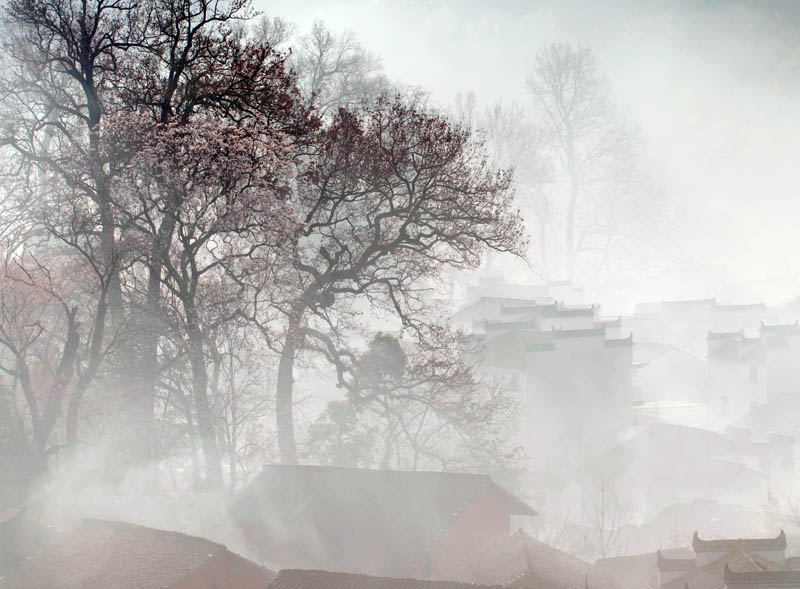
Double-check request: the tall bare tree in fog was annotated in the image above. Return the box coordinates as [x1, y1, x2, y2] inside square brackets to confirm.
[0, 0, 148, 481]
[294, 20, 390, 115]
[582, 474, 629, 560]
[481, 100, 552, 278]
[0, 0, 315, 488]
[271, 96, 525, 463]
[527, 43, 657, 281]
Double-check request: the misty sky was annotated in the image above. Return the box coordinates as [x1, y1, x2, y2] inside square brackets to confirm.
[258, 0, 800, 303]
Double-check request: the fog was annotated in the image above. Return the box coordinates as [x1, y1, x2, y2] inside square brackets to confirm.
[2, 1, 800, 588]
[267, 0, 800, 307]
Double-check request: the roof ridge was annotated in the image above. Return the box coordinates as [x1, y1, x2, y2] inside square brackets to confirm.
[692, 530, 786, 553]
[258, 463, 492, 480]
[80, 518, 227, 553]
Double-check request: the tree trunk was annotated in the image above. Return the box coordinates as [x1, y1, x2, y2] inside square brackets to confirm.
[276, 331, 298, 465]
[133, 213, 179, 464]
[185, 304, 223, 488]
[565, 129, 579, 281]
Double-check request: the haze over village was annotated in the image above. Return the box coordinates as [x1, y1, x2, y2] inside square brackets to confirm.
[2, 1, 800, 588]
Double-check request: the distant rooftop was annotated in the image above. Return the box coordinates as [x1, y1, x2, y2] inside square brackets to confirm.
[0, 519, 273, 589]
[692, 530, 786, 554]
[724, 563, 800, 587]
[268, 569, 503, 589]
[233, 465, 535, 578]
[657, 550, 696, 572]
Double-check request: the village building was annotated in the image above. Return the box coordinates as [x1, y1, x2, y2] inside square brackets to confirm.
[0, 518, 274, 589]
[633, 342, 708, 427]
[587, 424, 769, 520]
[724, 565, 800, 588]
[706, 321, 800, 427]
[268, 569, 504, 589]
[630, 299, 771, 359]
[456, 298, 634, 466]
[0, 503, 44, 577]
[232, 464, 536, 581]
[456, 529, 621, 589]
[760, 321, 800, 398]
[654, 531, 789, 589]
[707, 330, 766, 424]
[594, 548, 696, 589]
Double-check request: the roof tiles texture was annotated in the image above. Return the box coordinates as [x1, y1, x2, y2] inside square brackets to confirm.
[0, 519, 274, 589]
[269, 569, 503, 589]
[233, 465, 534, 578]
[662, 551, 785, 589]
[723, 563, 800, 587]
[692, 530, 786, 553]
[461, 531, 620, 589]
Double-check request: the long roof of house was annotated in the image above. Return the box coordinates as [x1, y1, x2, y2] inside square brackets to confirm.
[0, 518, 273, 589]
[723, 563, 800, 587]
[268, 569, 503, 589]
[760, 321, 800, 335]
[461, 530, 620, 589]
[662, 550, 785, 589]
[594, 548, 694, 589]
[232, 465, 535, 578]
[692, 530, 786, 553]
[657, 550, 696, 572]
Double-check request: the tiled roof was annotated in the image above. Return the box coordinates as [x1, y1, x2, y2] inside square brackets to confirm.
[707, 330, 745, 340]
[268, 569, 503, 589]
[661, 298, 716, 309]
[594, 548, 694, 589]
[232, 465, 535, 578]
[605, 335, 633, 347]
[596, 316, 622, 326]
[0, 518, 274, 589]
[723, 563, 800, 587]
[460, 531, 620, 589]
[657, 550, 696, 572]
[692, 530, 786, 553]
[760, 321, 800, 334]
[550, 327, 605, 338]
[713, 303, 767, 312]
[662, 550, 784, 589]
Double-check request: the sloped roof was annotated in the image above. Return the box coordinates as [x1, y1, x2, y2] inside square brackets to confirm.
[268, 569, 503, 589]
[734, 394, 800, 435]
[707, 330, 745, 340]
[0, 503, 44, 576]
[483, 330, 555, 367]
[0, 518, 274, 589]
[692, 530, 786, 553]
[713, 303, 767, 313]
[462, 531, 619, 589]
[657, 550, 696, 572]
[232, 465, 535, 578]
[662, 550, 784, 589]
[551, 327, 605, 338]
[723, 563, 800, 587]
[594, 548, 694, 589]
[760, 321, 800, 335]
[637, 500, 761, 546]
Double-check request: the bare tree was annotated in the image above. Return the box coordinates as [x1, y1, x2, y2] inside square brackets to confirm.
[271, 96, 526, 463]
[251, 15, 294, 49]
[0, 247, 118, 478]
[582, 474, 630, 560]
[471, 97, 553, 279]
[527, 43, 655, 281]
[1, 0, 314, 486]
[294, 20, 390, 115]
[305, 331, 520, 472]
